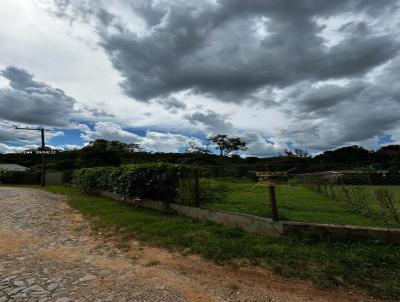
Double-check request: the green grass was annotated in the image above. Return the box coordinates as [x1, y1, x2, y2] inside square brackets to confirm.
[201, 178, 400, 228]
[10, 184, 400, 299]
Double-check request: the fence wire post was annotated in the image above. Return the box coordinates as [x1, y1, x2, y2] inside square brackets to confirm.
[268, 185, 278, 221]
[194, 169, 200, 207]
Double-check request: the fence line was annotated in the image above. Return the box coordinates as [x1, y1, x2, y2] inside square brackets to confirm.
[96, 188, 400, 245]
[183, 166, 400, 228]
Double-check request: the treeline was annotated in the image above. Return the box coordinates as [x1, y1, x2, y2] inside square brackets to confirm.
[0, 139, 399, 172]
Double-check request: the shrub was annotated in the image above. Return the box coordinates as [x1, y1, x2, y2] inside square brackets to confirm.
[62, 169, 75, 184]
[73, 163, 194, 202]
[0, 170, 41, 184]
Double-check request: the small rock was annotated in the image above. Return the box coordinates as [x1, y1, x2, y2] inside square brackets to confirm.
[2, 275, 18, 282]
[47, 283, 59, 291]
[14, 292, 28, 298]
[27, 278, 35, 286]
[8, 286, 25, 296]
[78, 274, 96, 283]
[25, 285, 45, 292]
[13, 280, 25, 287]
[31, 291, 49, 297]
[55, 297, 72, 302]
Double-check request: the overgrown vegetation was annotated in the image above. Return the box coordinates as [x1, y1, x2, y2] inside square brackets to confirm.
[73, 163, 194, 202]
[0, 170, 41, 184]
[27, 185, 400, 299]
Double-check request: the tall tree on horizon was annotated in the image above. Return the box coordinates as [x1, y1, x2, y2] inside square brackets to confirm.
[208, 134, 247, 157]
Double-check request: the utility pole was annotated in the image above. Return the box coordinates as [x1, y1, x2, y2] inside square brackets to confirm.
[14, 127, 50, 187]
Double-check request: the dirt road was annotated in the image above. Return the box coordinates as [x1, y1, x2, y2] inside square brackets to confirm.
[0, 187, 385, 301]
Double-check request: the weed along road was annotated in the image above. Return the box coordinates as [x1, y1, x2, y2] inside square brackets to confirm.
[0, 187, 391, 302]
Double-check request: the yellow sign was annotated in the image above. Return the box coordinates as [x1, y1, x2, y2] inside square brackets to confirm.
[256, 171, 288, 186]
[256, 171, 287, 177]
[257, 180, 275, 186]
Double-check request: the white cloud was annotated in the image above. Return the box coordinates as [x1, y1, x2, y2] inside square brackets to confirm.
[80, 121, 202, 153]
[80, 122, 139, 143]
[0, 143, 84, 153]
[140, 131, 202, 153]
[0, 143, 12, 153]
[242, 132, 289, 156]
[0, 121, 64, 145]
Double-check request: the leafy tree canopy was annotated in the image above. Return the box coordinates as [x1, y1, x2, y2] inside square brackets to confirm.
[207, 134, 247, 157]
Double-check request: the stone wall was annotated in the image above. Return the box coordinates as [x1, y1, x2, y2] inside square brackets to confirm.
[169, 204, 283, 236]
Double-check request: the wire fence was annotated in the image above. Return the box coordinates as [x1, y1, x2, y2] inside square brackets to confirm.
[176, 165, 400, 228]
[293, 170, 400, 227]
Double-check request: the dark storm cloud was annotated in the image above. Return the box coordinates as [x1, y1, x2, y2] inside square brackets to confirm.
[47, 0, 400, 152]
[0, 66, 76, 127]
[287, 81, 366, 114]
[83, 106, 115, 118]
[129, 0, 167, 27]
[320, 33, 397, 79]
[1, 66, 44, 90]
[49, 0, 400, 103]
[155, 97, 187, 112]
[185, 110, 233, 134]
[281, 62, 400, 150]
[116, 1, 397, 102]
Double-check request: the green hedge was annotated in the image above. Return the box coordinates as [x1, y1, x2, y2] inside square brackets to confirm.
[0, 170, 41, 184]
[73, 164, 194, 202]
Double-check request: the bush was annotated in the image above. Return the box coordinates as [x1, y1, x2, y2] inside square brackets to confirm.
[0, 170, 41, 184]
[73, 163, 194, 202]
[62, 169, 75, 183]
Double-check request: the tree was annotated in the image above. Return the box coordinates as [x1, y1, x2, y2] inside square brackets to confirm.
[185, 140, 211, 154]
[128, 143, 145, 153]
[77, 139, 127, 167]
[374, 145, 400, 165]
[284, 148, 310, 158]
[108, 140, 131, 153]
[207, 134, 247, 157]
[314, 145, 371, 166]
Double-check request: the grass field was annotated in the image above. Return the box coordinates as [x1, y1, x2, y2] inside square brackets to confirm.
[200, 178, 400, 228]
[7, 184, 399, 299]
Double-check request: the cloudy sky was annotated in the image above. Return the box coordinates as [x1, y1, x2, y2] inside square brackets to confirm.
[1, 0, 400, 156]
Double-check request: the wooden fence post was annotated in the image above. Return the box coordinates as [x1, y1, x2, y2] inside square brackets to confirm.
[194, 169, 200, 207]
[269, 185, 278, 221]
